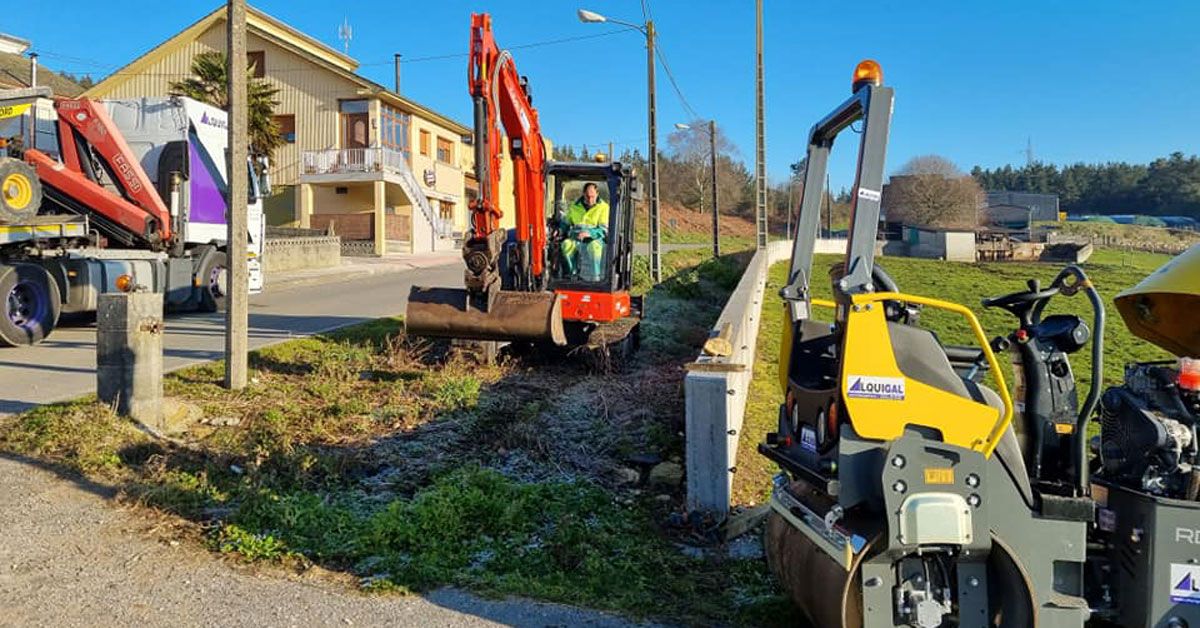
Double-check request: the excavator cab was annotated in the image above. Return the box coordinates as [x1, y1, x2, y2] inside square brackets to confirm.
[543, 161, 635, 292]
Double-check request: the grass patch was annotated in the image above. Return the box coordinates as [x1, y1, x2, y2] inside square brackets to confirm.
[0, 247, 792, 625]
[735, 248, 1176, 505]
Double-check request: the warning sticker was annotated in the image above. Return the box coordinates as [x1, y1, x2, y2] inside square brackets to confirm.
[1171, 564, 1200, 605]
[846, 375, 906, 401]
[857, 187, 882, 203]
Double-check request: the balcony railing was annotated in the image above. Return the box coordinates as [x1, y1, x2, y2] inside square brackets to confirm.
[302, 147, 411, 176]
[301, 147, 454, 241]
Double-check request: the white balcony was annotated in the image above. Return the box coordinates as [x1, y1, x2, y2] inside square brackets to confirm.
[301, 147, 410, 181]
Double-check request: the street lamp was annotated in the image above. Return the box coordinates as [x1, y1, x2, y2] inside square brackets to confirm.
[674, 121, 720, 258]
[578, 8, 662, 281]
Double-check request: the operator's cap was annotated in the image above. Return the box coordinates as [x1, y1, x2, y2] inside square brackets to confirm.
[1114, 243, 1200, 357]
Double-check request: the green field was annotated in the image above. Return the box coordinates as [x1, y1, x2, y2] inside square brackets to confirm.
[734, 248, 1177, 505]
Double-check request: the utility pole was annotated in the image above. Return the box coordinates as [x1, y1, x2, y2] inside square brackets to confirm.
[646, 19, 662, 281]
[709, 119, 719, 258]
[754, 0, 768, 249]
[225, 0, 249, 390]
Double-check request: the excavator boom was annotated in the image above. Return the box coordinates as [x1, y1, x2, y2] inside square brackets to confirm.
[407, 13, 563, 345]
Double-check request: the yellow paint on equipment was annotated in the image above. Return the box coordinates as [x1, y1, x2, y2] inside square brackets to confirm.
[0, 103, 31, 119]
[841, 292, 1013, 457]
[2, 172, 34, 210]
[1114, 243, 1200, 357]
[924, 468, 954, 484]
[1055, 423, 1075, 435]
[778, 302, 794, 394]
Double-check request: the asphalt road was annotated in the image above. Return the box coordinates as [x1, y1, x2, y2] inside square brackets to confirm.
[0, 244, 710, 414]
[0, 257, 462, 414]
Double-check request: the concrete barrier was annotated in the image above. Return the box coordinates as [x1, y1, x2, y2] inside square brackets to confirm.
[263, 236, 342, 274]
[685, 239, 794, 517]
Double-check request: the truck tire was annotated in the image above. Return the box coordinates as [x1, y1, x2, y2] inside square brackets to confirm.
[198, 250, 227, 313]
[0, 159, 42, 223]
[0, 263, 61, 346]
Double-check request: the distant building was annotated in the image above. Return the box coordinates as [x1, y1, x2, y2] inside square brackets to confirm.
[82, 5, 540, 255]
[900, 224, 977, 262]
[985, 191, 1059, 222]
[0, 33, 30, 55]
[984, 204, 1038, 231]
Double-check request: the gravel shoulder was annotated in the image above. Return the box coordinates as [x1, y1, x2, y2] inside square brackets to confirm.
[0, 453, 650, 628]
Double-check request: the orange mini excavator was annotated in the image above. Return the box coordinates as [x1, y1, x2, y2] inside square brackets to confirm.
[406, 13, 641, 354]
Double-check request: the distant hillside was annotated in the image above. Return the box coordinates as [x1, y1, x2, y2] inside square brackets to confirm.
[0, 53, 84, 97]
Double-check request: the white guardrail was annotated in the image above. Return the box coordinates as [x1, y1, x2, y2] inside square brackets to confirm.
[685, 238, 846, 518]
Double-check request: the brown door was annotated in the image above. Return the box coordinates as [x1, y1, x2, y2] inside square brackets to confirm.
[343, 113, 369, 149]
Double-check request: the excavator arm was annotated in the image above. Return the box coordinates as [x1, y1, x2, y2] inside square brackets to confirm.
[23, 97, 172, 249]
[465, 12, 547, 299]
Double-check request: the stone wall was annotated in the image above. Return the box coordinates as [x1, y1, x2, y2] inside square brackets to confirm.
[262, 236, 341, 273]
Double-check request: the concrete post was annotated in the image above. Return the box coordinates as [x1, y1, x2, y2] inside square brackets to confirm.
[97, 292, 164, 428]
[373, 180, 387, 256]
[297, 182, 314, 228]
[225, 0, 249, 390]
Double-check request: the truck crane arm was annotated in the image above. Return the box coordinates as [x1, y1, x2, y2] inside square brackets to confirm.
[23, 97, 173, 249]
[465, 12, 547, 299]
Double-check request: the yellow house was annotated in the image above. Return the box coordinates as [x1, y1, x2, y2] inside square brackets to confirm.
[83, 4, 525, 255]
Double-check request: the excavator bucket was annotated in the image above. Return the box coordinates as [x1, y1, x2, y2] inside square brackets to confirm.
[405, 287, 567, 346]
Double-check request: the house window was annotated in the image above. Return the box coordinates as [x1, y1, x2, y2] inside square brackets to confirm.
[381, 104, 410, 160]
[274, 114, 296, 143]
[436, 137, 453, 164]
[247, 51, 265, 78]
[439, 199, 454, 222]
[419, 130, 430, 157]
[340, 100, 370, 149]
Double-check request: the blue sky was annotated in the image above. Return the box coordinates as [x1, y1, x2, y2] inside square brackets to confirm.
[9, 0, 1200, 189]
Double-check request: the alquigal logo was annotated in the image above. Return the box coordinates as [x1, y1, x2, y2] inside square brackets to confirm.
[846, 376, 906, 401]
[200, 112, 228, 129]
[1171, 564, 1200, 605]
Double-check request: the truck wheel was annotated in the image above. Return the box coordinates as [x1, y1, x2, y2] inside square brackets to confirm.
[198, 250, 227, 313]
[0, 160, 42, 223]
[0, 264, 61, 346]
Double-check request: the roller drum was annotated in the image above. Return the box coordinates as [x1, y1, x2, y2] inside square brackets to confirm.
[765, 504, 865, 628]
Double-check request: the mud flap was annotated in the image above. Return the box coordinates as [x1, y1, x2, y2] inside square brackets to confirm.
[405, 286, 567, 346]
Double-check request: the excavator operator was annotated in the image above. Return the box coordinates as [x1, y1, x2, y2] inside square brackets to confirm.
[560, 181, 609, 281]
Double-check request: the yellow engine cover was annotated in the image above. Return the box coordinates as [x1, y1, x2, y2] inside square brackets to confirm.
[840, 303, 1004, 454]
[1115, 243, 1200, 358]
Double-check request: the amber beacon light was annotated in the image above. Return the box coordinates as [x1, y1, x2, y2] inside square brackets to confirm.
[852, 59, 883, 92]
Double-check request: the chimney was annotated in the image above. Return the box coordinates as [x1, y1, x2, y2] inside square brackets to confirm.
[28, 52, 38, 87]
[393, 54, 401, 94]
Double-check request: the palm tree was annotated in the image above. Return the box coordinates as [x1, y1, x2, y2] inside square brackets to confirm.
[170, 51, 282, 161]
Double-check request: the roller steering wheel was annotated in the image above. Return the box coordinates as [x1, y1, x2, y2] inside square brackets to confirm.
[982, 279, 1059, 327]
[871, 264, 918, 324]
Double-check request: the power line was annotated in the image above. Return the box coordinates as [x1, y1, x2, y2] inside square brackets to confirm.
[391, 27, 638, 64]
[640, 0, 701, 121]
[40, 26, 641, 80]
[655, 46, 700, 120]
